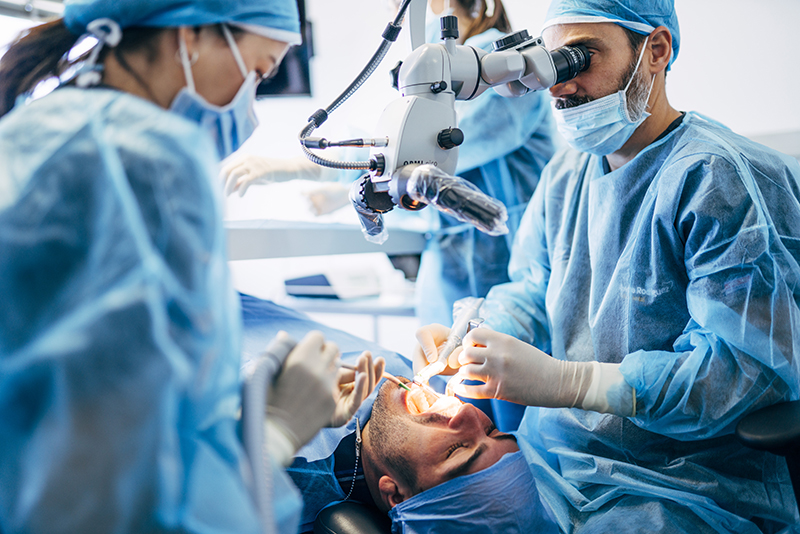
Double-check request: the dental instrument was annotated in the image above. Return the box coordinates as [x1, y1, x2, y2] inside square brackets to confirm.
[413, 378, 442, 399]
[340, 363, 412, 391]
[414, 297, 483, 385]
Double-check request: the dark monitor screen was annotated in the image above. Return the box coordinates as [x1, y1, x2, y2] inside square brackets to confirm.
[256, 0, 313, 98]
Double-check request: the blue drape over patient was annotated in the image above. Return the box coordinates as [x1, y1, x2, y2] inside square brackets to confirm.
[480, 111, 800, 530]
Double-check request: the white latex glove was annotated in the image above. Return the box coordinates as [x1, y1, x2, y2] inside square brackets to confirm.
[412, 323, 464, 376]
[330, 350, 386, 427]
[301, 182, 351, 216]
[267, 331, 340, 452]
[222, 154, 323, 197]
[450, 328, 636, 416]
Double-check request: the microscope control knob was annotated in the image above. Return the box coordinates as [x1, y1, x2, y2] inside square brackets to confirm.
[359, 175, 394, 214]
[430, 81, 448, 94]
[440, 15, 459, 40]
[437, 127, 464, 150]
[492, 29, 539, 52]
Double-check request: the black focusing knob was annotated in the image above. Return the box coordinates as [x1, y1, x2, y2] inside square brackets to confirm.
[430, 81, 448, 94]
[437, 127, 464, 150]
[440, 15, 458, 40]
[360, 176, 394, 213]
[492, 29, 536, 51]
[369, 154, 385, 176]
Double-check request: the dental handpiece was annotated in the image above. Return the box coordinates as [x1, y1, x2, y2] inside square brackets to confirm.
[339, 363, 411, 391]
[414, 298, 484, 385]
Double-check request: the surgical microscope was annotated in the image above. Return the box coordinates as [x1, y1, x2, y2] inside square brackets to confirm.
[298, 0, 590, 243]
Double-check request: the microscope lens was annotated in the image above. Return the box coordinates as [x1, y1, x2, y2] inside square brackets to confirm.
[551, 44, 591, 85]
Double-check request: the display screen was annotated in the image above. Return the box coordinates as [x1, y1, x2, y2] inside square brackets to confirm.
[256, 0, 313, 98]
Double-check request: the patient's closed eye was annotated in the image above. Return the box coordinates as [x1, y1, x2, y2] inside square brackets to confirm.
[447, 442, 466, 457]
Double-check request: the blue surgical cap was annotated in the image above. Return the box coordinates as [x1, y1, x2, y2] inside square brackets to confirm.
[542, 0, 680, 68]
[63, 0, 301, 45]
[388, 452, 559, 533]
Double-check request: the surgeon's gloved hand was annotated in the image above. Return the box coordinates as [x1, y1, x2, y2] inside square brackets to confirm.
[267, 331, 340, 457]
[330, 350, 386, 427]
[413, 323, 464, 376]
[450, 328, 636, 416]
[222, 154, 323, 197]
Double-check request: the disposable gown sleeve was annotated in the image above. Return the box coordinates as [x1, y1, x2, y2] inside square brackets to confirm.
[0, 98, 261, 533]
[480, 179, 553, 352]
[620, 154, 800, 440]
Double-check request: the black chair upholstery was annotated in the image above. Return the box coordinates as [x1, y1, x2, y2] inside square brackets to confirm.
[736, 400, 800, 508]
[313, 501, 392, 534]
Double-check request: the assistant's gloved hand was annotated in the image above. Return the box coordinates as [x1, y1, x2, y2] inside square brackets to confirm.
[450, 328, 636, 416]
[330, 350, 386, 427]
[222, 154, 323, 197]
[267, 331, 340, 456]
[412, 323, 464, 376]
[301, 182, 351, 216]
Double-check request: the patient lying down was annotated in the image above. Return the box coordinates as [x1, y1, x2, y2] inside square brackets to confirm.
[362, 378, 519, 509]
[288, 376, 558, 533]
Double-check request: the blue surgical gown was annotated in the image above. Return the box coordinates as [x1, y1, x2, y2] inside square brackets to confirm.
[482, 111, 800, 531]
[414, 27, 557, 327]
[0, 88, 289, 533]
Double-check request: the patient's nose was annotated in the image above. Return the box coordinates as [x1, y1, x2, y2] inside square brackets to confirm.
[447, 403, 485, 433]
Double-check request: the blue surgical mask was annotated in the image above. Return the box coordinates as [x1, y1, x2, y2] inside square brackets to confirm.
[425, 0, 454, 43]
[170, 24, 259, 160]
[551, 37, 654, 156]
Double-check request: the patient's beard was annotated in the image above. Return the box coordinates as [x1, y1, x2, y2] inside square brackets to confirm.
[368, 383, 419, 492]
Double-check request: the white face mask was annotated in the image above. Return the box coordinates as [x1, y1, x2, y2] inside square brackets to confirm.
[169, 24, 260, 160]
[551, 37, 655, 157]
[425, 0, 453, 43]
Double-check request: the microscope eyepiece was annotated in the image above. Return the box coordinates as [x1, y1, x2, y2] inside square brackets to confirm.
[550, 44, 591, 85]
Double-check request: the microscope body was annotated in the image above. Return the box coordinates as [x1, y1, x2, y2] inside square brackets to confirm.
[367, 22, 588, 211]
[369, 39, 476, 207]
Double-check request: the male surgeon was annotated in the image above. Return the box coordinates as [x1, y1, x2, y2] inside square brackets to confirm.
[415, 0, 800, 531]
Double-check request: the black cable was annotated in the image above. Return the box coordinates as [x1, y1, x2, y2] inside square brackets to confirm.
[298, 0, 413, 170]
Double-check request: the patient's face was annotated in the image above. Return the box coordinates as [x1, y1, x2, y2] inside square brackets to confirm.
[367, 378, 519, 494]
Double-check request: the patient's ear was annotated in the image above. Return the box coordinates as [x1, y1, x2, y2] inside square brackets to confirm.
[378, 475, 410, 509]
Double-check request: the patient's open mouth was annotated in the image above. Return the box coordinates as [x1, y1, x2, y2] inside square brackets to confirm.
[406, 384, 462, 417]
